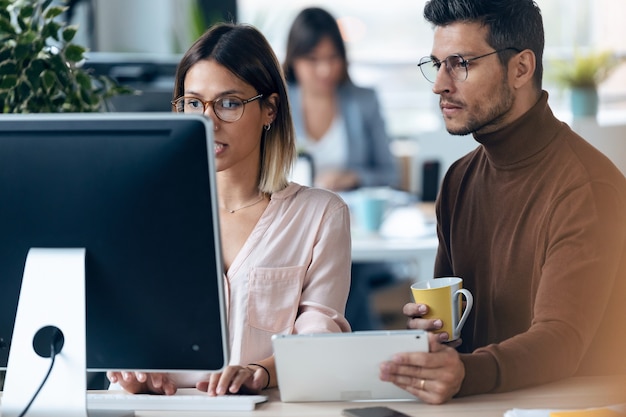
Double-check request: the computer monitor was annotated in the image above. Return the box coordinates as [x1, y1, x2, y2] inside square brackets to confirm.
[0, 113, 228, 413]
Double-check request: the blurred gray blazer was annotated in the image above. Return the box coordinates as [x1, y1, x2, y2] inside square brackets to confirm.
[287, 82, 400, 188]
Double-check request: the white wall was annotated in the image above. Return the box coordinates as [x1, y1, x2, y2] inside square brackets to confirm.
[571, 119, 626, 176]
[92, 0, 191, 54]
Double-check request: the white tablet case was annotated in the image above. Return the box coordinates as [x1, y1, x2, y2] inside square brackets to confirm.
[272, 330, 428, 402]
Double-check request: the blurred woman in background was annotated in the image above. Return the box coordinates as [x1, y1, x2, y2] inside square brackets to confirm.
[283, 6, 399, 192]
[284, 7, 400, 330]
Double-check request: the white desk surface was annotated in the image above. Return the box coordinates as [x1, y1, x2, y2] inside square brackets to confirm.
[351, 233, 438, 262]
[125, 375, 626, 416]
[350, 202, 438, 281]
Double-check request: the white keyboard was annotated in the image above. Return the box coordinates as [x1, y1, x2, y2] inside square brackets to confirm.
[87, 391, 268, 412]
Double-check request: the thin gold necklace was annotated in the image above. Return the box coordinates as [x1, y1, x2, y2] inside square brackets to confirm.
[223, 193, 265, 214]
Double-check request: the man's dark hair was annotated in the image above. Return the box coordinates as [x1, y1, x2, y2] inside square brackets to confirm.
[424, 0, 544, 89]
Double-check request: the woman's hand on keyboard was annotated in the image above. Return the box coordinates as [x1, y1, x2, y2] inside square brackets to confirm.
[196, 365, 265, 396]
[106, 371, 178, 395]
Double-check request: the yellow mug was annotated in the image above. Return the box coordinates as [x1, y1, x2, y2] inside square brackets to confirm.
[410, 277, 473, 341]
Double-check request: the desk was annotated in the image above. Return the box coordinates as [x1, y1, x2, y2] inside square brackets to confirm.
[351, 203, 438, 281]
[130, 375, 626, 416]
[351, 234, 438, 282]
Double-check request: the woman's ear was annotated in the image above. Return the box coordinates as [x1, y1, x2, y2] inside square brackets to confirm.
[510, 49, 536, 89]
[264, 93, 279, 125]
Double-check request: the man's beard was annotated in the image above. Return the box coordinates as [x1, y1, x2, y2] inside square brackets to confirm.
[445, 81, 514, 136]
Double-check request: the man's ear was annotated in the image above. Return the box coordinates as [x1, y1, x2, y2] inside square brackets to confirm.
[510, 49, 536, 89]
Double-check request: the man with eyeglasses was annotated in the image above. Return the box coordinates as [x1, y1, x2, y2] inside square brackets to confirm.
[379, 0, 626, 405]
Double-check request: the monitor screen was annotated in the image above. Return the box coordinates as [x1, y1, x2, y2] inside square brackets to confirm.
[0, 113, 228, 372]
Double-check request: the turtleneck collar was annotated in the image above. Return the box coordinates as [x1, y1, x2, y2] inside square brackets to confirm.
[473, 91, 563, 169]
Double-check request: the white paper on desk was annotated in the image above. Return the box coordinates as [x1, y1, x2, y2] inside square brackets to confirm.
[504, 403, 626, 417]
[505, 409, 555, 417]
[380, 206, 434, 238]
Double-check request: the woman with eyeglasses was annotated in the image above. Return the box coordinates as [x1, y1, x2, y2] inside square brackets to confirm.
[107, 22, 351, 396]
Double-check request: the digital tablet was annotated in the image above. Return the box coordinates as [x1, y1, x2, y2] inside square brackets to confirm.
[272, 330, 428, 402]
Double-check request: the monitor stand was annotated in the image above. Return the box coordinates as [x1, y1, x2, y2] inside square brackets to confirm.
[1, 248, 132, 417]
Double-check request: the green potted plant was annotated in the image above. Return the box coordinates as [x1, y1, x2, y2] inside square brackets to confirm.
[551, 50, 621, 118]
[0, 0, 129, 113]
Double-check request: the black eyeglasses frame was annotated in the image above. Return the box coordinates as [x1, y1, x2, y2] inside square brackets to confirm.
[417, 47, 521, 83]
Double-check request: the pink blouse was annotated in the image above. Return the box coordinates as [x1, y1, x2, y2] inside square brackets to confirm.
[225, 183, 352, 365]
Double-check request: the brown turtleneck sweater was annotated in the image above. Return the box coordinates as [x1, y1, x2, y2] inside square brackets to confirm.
[435, 92, 626, 397]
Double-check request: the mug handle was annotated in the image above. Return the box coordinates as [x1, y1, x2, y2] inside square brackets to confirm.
[454, 289, 474, 335]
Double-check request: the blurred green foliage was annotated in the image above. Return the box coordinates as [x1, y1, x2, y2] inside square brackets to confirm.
[550, 50, 623, 89]
[0, 0, 131, 113]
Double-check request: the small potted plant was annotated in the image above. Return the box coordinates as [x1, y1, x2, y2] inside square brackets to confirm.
[550, 50, 622, 118]
[0, 0, 130, 113]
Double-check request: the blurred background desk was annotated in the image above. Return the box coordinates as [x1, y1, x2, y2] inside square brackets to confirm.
[350, 231, 438, 329]
[127, 374, 626, 417]
[351, 233, 438, 284]
[347, 192, 438, 281]
[346, 193, 438, 330]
